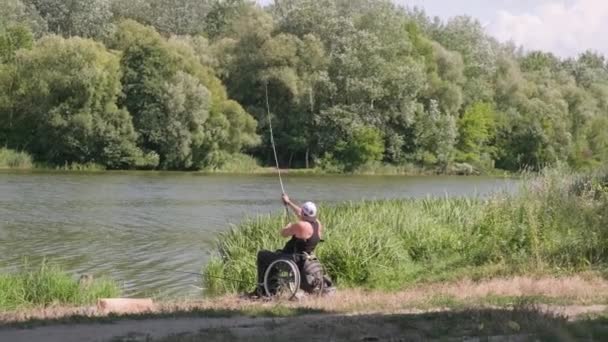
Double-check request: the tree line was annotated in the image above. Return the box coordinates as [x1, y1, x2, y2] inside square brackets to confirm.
[1, 0, 607, 172]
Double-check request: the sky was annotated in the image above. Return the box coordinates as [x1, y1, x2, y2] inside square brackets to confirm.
[256, 0, 608, 58]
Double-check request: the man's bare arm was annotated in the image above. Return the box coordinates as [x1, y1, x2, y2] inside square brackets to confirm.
[282, 194, 301, 216]
[280, 222, 302, 238]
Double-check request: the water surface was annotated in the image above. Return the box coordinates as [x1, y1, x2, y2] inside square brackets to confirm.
[0, 171, 517, 297]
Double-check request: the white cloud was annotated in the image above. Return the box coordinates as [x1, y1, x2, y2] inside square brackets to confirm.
[489, 0, 608, 57]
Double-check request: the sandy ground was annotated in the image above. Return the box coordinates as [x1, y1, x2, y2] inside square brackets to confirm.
[2, 276, 608, 341]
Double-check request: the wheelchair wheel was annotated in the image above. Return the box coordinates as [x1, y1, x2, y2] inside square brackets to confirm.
[301, 259, 325, 296]
[263, 259, 300, 300]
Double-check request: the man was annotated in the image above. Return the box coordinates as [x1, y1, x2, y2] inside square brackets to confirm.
[250, 193, 323, 297]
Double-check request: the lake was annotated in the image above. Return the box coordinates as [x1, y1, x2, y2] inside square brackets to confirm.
[0, 171, 517, 297]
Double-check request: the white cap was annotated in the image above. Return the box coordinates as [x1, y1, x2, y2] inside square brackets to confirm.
[301, 201, 317, 218]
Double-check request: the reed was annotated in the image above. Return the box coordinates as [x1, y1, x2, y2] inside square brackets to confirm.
[0, 261, 120, 311]
[203, 167, 608, 294]
[0, 148, 33, 169]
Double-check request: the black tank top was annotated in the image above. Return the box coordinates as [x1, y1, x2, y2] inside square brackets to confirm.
[282, 220, 320, 254]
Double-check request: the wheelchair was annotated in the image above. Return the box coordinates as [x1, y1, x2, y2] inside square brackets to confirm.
[262, 252, 327, 300]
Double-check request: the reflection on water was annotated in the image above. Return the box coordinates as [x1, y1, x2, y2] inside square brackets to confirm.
[0, 171, 517, 297]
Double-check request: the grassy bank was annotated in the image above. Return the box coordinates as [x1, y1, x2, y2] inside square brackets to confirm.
[0, 261, 120, 311]
[203, 168, 608, 294]
[0, 147, 510, 176]
[0, 148, 33, 169]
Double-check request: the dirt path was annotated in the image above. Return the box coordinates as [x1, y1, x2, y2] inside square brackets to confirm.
[2, 276, 608, 341]
[1, 304, 606, 342]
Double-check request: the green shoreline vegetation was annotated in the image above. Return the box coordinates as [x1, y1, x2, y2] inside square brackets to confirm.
[203, 168, 608, 294]
[0, 148, 32, 170]
[0, 147, 507, 175]
[0, 261, 119, 311]
[2, 0, 608, 175]
[0, 168, 605, 319]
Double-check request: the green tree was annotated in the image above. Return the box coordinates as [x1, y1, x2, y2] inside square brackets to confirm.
[205, 0, 248, 38]
[414, 100, 458, 170]
[0, 24, 33, 63]
[334, 125, 384, 171]
[111, 20, 258, 169]
[111, 21, 171, 161]
[587, 116, 608, 166]
[0, 0, 47, 36]
[159, 71, 211, 169]
[0, 24, 34, 145]
[456, 102, 497, 166]
[4, 36, 144, 167]
[24, 0, 113, 38]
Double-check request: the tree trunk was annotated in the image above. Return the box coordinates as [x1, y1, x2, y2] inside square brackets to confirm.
[305, 149, 310, 169]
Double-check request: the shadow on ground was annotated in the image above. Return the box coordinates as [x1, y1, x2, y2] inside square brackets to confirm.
[111, 307, 608, 342]
[2, 305, 608, 342]
[0, 306, 327, 329]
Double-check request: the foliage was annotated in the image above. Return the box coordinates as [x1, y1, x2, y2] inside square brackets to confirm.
[204, 169, 608, 294]
[0, 260, 120, 311]
[1, 36, 147, 168]
[333, 125, 385, 172]
[0, 148, 33, 169]
[0, 0, 47, 36]
[456, 102, 497, 169]
[1, 0, 608, 172]
[110, 20, 258, 170]
[413, 100, 458, 170]
[0, 24, 33, 63]
[24, 0, 113, 39]
[201, 151, 261, 173]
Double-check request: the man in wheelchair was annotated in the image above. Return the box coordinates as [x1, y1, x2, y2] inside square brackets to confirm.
[249, 194, 333, 298]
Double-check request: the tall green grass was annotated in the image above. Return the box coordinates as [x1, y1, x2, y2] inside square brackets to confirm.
[0, 261, 120, 311]
[0, 148, 33, 169]
[203, 168, 608, 294]
[201, 152, 262, 173]
[0, 149, 108, 171]
[353, 161, 426, 175]
[35, 162, 107, 171]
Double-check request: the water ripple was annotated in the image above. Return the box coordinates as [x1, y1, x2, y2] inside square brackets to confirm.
[0, 171, 517, 297]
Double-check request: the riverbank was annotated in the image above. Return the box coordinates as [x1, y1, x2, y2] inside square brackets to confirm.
[0, 169, 606, 339]
[204, 168, 608, 294]
[0, 148, 512, 176]
[0, 261, 119, 312]
[1, 275, 608, 341]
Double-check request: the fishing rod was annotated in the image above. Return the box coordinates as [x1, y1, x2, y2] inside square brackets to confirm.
[265, 82, 291, 222]
[147, 86, 296, 291]
[145, 87, 294, 291]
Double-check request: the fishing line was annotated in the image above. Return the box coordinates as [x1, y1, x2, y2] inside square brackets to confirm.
[265, 82, 285, 195]
[150, 86, 292, 291]
[265, 82, 290, 221]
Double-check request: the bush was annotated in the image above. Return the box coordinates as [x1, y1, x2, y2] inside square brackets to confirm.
[201, 151, 261, 173]
[333, 125, 385, 172]
[0, 148, 32, 169]
[315, 153, 344, 173]
[7, 36, 144, 168]
[354, 161, 422, 175]
[0, 260, 120, 311]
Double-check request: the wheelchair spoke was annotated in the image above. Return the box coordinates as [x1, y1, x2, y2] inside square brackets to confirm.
[263, 259, 300, 300]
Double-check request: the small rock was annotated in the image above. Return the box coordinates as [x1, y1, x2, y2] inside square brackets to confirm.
[97, 298, 155, 314]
